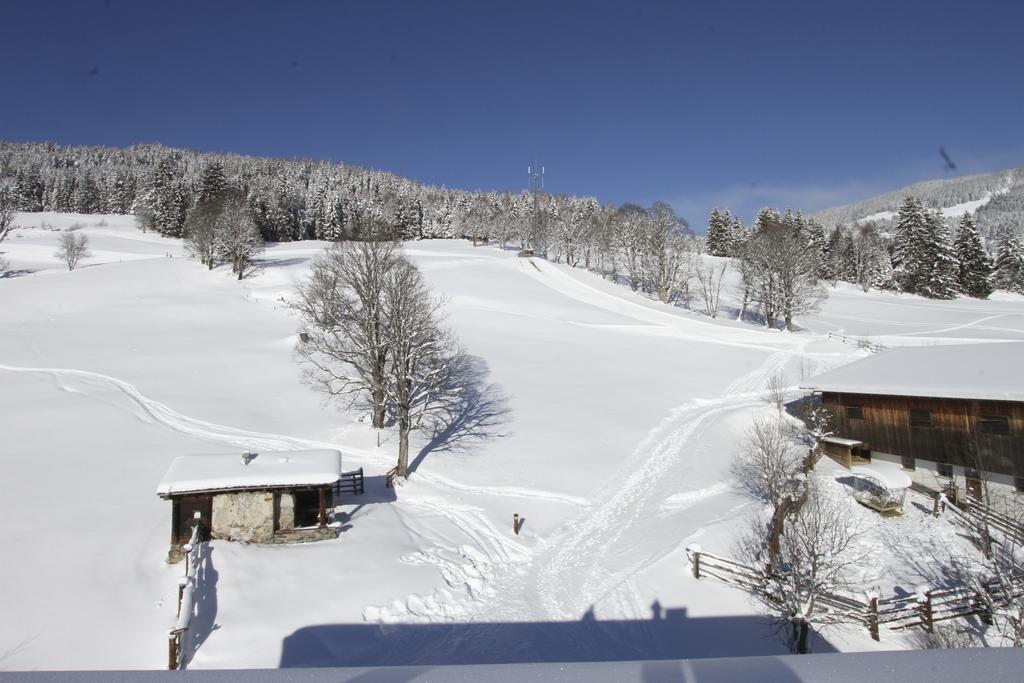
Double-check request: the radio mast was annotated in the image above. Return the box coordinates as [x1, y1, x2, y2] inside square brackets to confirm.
[528, 161, 544, 249]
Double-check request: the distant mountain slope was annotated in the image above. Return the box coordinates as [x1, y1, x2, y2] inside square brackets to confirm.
[811, 167, 1024, 241]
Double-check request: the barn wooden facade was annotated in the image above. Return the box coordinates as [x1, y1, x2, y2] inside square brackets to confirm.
[803, 343, 1024, 495]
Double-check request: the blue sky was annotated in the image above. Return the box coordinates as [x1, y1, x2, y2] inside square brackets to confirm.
[2, 0, 1023, 225]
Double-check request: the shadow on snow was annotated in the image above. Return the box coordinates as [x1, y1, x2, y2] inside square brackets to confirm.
[279, 603, 837, 669]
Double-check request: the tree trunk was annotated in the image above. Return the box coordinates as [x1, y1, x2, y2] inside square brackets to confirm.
[785, 313, 793, 331]
[395, 373, 411, 477]
[371, 358, 386, 429]
[396, 412, 410, 477]
[796, 619, 810, 654]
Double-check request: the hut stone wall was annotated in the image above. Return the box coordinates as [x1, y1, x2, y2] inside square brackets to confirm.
[212, 491, 277, 543]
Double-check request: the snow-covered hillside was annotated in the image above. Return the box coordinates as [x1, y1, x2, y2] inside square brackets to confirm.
[811, 167, 1024, 241]
[2, 213, 1023, 670]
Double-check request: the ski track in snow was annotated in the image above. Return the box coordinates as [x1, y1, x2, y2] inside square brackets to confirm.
[516, 256, 800, 355]
[362, 346, 795, 647]
[0, 361, 582, 511]
[0, 362, 389, 461]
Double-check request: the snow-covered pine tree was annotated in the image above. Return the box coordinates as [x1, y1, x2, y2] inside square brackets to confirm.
[918, 210, 958, 299]
[823, 225, 854, 285]
[952, 213, 994, 299]
[892, 196, 928, 293]
[728, 212, 748, 254]
[196, 161, 229, 206]
[73, 172, 101, 214]
[993, 229, 1024, 294]
[108, 171, 136, 214]
[706, 208, 731, 256]
[804, 218, 827, 279]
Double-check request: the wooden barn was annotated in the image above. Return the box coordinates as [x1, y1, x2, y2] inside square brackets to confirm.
[802, 342, 1024, 497]
[156, 450, 343, 555]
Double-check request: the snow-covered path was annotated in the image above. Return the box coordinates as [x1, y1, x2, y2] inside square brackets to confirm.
[354, 350, 799, 663]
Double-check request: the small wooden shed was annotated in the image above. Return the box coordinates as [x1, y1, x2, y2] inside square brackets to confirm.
[156, 450, 342, 552]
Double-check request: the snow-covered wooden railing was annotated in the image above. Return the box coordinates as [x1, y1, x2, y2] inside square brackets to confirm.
[825, 332, 885, 353]
[959, 497, 1024, 546]
[168, 522, 204, 671]
[685, 544, 1007, 642]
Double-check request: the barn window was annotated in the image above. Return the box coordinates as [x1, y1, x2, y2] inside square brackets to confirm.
[901, 455, 916, 471]
[910, 410, 932, 428]
[937, 462, 954, 478]
[979, 415, 1010, 435]
[846, 405, 864, 420]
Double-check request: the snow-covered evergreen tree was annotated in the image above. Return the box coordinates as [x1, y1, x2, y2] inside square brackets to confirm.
[952, 213, 994, 299]
[891, 196, 958, 298]
[917, 210, 958, 299]
[706, 208, 731, 256]
[196, 161, 229, 206]
[993, 229, 1024, 294]
[892, 196, 927, 292]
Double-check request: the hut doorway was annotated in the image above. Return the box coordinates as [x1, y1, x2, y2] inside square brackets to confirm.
[172, 495, 212, 545]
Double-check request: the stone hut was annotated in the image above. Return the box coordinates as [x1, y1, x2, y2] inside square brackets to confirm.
[156, 450, 342, 554]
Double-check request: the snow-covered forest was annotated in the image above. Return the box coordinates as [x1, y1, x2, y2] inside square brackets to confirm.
[810, 166, 1024, 243]
[0, 140, 604, 244]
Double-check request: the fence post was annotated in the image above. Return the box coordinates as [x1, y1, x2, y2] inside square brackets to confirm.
[917, 585, 933, 634]
[864, 588, 881, 641]
[687, 544, 702, 579]
[513, 513, 520, 535]
[177, 577, 188, 617]
[932, 494, 942, 517]
[168, 631, 178, 670]
[868, 596, 880, 641]
[978, 584, 994, 625]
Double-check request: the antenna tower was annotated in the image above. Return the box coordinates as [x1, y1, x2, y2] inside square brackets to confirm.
[528, 161, 544, 248]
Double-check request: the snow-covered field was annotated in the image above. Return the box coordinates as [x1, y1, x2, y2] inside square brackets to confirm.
[2, 213, 1023, 670]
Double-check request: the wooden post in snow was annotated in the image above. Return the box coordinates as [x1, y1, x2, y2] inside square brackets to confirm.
[687, 544, 702, 579]
[513, 513, 520, 535]
[177, 576, 188, 617]
[918, 586, 934, 634]
[868, 596, 880, 641]
[167, 632, 178, 670]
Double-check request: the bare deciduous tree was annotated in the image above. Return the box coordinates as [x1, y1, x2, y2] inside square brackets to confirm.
[55, 230, 91, 271]
[949, 490, 1024, 647]
[184, 199, 221, 269]
[639, 202, 694, 304]
[215, 196, 263, 280]
[732, 417, 804, 509]
[0, 198, 13, 272]
[741, 219, 826, 330]
[737, 485, 866, 654]
[381, 256, 457, 477]
[696, 259, 728, 318]
[293, 240, 397, 429]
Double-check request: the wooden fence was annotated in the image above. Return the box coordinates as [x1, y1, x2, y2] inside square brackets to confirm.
[333, 467, 365, 496]
[825, 332, 885, 353]
[685, 545, 1014, 642]
[960, 497, 1024, 546]
[168, 522, 205, 670]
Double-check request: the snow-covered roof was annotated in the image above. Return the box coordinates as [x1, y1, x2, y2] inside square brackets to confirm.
[802, 342, 1024, 402]
[822, 436, 863, 447]
[850, 461, 913, 490]
[156, 450, 342, 496]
